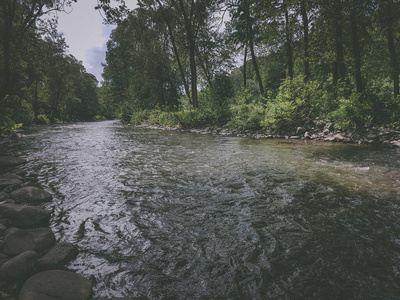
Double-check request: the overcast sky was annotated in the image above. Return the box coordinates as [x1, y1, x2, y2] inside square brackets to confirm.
[57, 0, 137, 83]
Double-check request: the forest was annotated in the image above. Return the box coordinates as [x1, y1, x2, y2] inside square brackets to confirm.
[1, 0, 400, 135]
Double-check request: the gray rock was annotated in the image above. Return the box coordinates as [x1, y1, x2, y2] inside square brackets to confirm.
[289, 136, 301, 139]
[304, 132, 311, 139]
[0, 192, 8, 201]
[392, 140, 400, 148]
[0, 223, 6, 235]
[2, 227, 55, 256]
[0, 179, 23, 190]
[0, 204, 51, 229]
[333, 134, 346, 142]
[0, 156, 27, 167]
[0, 173, 23, 181]
[324, 136, 336, 142]
[38, 242, 79, 269]
[296, 127, 306, 135]
[0, 253, 8, 268]
[10, 187, 52, 204]
[19, 270, 92, 300]
[0, 250, 37, 280]
[2, 182, 23, 193]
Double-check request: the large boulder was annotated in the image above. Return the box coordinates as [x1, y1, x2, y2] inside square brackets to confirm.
[0, 192, 8, 201]
[2, 227, 55, 256]
[38, 242, 79, 269]
[18, 270, 92, 300]
[10, 187, 52, 204]
[0, 178, 23, 190]
[0, 203, 51, 229]
[0, 156, 27, 167]
[0, 250, 37, 280]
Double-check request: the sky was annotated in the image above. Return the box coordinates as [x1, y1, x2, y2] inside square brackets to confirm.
[57, 0, 137, 83]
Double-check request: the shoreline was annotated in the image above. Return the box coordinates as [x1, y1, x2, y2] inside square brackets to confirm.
[132, 122, 400, 149]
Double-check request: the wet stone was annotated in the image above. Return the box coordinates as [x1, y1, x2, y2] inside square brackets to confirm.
[2, 227, 55, 256]
[10, 186, 52, 204]
[0, 192, 8, 202]
[38, 242, 79, 269]
[0, 157, 27, 167]
[19, 270, 92, 300]
[0, 250, 37, 280]
[0, 204, 51, 229]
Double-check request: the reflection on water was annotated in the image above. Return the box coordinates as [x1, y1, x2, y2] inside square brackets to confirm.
[2, 121, 400, 299]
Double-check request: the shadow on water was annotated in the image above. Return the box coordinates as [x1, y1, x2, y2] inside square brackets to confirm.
[2, 121, 400, 299]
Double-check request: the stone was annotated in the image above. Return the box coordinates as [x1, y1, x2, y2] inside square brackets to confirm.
[0, 223, 7, 235]
[324, 122, 335, 132]
[2, 227, 55, 256]
[0, 178, 23, 190]
[333, 134, 346, 142]
[323, 128, 330, 135]
[296, 127, 306, 135]
[289, 136, 301, 139]
[324, 136, 336, 142]
[38, 242, 79, 269]
[19, 270, 92, 300]
[10, 187, 52, 204]
[0, 156, 27, 167]
[304, 132, 311, 139]
[0, 250, 37, 280]
[391, 140, 400, 148]
[0, 192, 8, 201]
[0, 204, 51, 229]
[2, 182, 23, 193]
[0, 173, 23, 181]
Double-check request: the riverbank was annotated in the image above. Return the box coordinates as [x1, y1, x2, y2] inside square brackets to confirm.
[0, 157, 136, 300]
[133, 121, 400, 148]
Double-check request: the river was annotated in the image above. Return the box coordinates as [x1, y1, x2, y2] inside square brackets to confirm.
[1, 120, 400, 299]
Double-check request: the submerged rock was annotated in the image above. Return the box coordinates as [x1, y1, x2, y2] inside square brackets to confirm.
[0, 250, 37, 280]
[0, 204, 51, 229]
[19, 270, 92, 300]
[10, 187, 52, 204]
[0, 156, 27, 167]
[38, 242, 79, 269]
[2, 227, 55, 256]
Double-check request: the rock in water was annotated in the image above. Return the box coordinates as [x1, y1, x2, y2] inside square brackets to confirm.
[10, 187, 52, 204]
[0, 250, 37, 280]
[0, 204, 51, 229]
[18, 270, 92, 300]
[0, 156, 27, 167]
[38, 242, 79, 269]
[2, 227, 55, 256]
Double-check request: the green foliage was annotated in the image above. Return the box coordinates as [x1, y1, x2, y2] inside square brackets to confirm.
[329, 81, 400, 130]
[36, 114, 51, 125]
[227, 89, 266, 130]
[262, 76, 323, 131]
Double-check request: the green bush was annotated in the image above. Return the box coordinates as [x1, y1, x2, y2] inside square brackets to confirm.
[36, 114, 51, 125]
[262, 76, 322, 131]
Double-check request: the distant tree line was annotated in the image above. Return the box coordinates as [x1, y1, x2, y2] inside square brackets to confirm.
[0, 0, 100, 135]
[98, 0, 400, 131]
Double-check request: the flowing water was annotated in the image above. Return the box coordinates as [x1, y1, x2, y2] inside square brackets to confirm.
[2, 121, 400, 299]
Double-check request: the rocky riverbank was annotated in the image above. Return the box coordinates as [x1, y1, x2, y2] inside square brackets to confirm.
[0, 157, 137, 300]
[134, 120, 400, 148]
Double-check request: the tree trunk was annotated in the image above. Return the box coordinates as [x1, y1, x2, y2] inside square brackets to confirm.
[385, 2, 399, 97]
[0, 1, 14, 105]
[333, 0, 346, 86]
[244, 0, 263, 95]
[243, 42, 248, 89]
[157, 0, 191, 102]
[300, 0, 310, 82]
[189, 39, 198, 108]
[350, 4, 363, 95]
[284, 3, 293, 79]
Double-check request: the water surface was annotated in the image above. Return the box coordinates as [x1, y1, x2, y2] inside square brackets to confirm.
[2, 121, 400, 299]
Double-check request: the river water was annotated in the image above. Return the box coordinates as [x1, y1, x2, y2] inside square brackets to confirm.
[2, 121, 400, 299]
